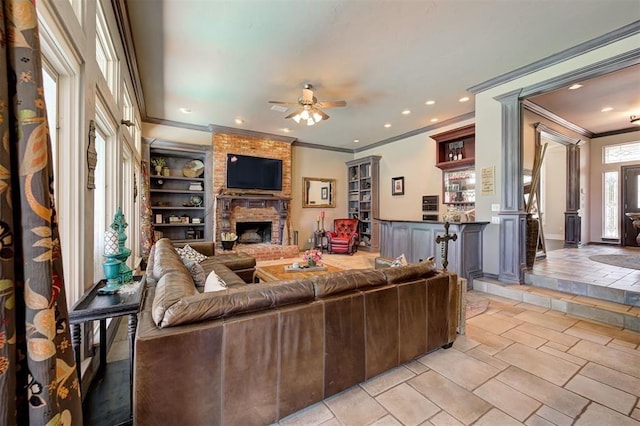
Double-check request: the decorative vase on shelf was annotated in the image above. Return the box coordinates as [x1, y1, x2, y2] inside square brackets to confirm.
[155, 165, 162, 176]
[162, 167, 170, 176]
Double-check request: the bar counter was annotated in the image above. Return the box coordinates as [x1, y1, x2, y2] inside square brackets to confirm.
[377, 219, 489, 287]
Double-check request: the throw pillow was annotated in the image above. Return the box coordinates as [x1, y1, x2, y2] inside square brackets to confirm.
[390, 253, 408, 267]
[176, 244, 207, 263]
[182, 259, 206, 288]
[204, 270, 227, 292]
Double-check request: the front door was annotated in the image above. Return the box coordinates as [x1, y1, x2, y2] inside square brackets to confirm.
[621, 165, 640, 246]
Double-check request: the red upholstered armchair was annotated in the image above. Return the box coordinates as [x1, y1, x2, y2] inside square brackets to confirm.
[327, 218, 360, 255]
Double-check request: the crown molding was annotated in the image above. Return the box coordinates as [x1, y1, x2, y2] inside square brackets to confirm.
[208, 124, 297, 144]
[468, 21, 640, 94]
[144, 116, 210, 132]
[523, 100, 593, 138]
[593, 127, 640, 138]
[354, 112, 475, 153]
[292, 141, 353, 153]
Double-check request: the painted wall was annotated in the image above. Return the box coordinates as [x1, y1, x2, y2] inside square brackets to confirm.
[475, 34, 640, 275]
[292, 146, 352, 249]
[589, 130, 640, 242]
[541, 143, 567, 240]
[357, 119, 475, 221]
[522, 109, 592, 243]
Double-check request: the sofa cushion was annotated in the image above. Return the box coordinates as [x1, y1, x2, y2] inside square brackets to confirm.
[183, 259, 206, 289]
[176, 244, 207, 263]
[383, 258, 437, 284]
[152, 271, 199, 326]
[204, 270, 227, 292]
[153, 239, 190, 281]
[200, 252, 256, 271]
[311, 269, 387, 298]
[204, 263, 246, 288]
[390, 253, 408, 267]
[158, 279, 315, 327]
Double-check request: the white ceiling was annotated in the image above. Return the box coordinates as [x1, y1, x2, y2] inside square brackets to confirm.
[124, 0, 640, 150]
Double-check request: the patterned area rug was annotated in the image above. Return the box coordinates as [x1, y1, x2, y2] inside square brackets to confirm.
[465, 300, 489, 319]
[589, 254, 640, 270]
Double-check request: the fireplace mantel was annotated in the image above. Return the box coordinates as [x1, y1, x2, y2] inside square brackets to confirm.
[216, 193, 291, 245]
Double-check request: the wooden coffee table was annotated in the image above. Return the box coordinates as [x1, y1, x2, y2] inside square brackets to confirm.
[256, 263, 343, 282]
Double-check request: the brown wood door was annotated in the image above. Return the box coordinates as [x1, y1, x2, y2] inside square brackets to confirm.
[622, 165, 640, 246]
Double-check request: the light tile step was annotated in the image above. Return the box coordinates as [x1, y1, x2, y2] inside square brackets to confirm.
[473, 278, 640, 332]
[524, 271, 640, 307]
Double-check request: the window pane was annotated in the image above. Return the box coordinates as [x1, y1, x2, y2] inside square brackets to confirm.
[603, 171, 618, 238]
[42, 66, 58, 191]
[603, 142, 640, 164]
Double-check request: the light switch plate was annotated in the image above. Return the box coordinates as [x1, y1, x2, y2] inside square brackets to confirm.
[491, 216, 500, 224]
[491, 203, 500, 212]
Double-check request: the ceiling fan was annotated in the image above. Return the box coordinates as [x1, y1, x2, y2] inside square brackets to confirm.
[269, 84, 346, 126]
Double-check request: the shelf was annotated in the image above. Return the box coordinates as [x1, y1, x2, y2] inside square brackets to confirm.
[150, 189, 205, 194]
[435, 157, 475, 170]
[151, 175, 204, 182]
[151, 206, 205, 210]
[155, 223, 205, 227]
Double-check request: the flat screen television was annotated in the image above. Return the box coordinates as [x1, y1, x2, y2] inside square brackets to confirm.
[226, 153, 283, 191]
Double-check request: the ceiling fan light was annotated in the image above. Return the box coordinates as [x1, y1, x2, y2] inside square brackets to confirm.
[292, 114, 302, 124]
[300, 110, 310, 120]
[313, 111, 323, 122]
[307, 118, 315, 126]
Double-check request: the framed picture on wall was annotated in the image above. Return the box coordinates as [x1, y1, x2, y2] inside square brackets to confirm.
[392, 176, 404, 196]
[321, 186, 328, 200]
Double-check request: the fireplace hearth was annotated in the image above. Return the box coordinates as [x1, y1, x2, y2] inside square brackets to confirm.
[236, 221, 272, 244]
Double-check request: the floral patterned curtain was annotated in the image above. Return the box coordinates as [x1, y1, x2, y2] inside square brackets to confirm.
[139, 160, 154, 259]
[0, 0, 83, 424]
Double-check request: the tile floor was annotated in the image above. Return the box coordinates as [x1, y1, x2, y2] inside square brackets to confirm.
[531, 243, 640, 293]
[277, 291, 640, 426]
[101, 249, 640, 425]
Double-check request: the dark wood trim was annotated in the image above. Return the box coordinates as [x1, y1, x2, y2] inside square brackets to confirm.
[594, 127, 640, 138]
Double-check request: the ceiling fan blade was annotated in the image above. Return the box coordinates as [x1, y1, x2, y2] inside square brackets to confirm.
[316, 109, 330, 120]
[317, 100, 347, 108]
[284, 108, 303, 119]
[269, 100, 298, 105]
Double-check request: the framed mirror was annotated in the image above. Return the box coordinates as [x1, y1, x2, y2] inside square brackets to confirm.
[303, 177, 336, 208]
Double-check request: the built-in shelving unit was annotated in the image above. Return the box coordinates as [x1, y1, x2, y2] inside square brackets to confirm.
[432, 124, 476, 208]
[144, 139, 213, 243]
[346, 155, 381, 251]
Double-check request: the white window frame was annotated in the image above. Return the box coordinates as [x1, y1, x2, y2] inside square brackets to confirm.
[37, 1, 84, 307]
[603, 142, 640, 164]
[96, 1, 119, 99]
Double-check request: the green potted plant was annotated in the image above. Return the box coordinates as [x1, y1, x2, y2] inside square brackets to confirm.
[151, 157, 167, 176]
[220, 232, 238, 251]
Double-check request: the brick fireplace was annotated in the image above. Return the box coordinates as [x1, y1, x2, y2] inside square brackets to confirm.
[212, 130, 299, 260]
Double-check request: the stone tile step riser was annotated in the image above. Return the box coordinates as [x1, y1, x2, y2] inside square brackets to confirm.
[525, 273, 640, 307]
[473, 279, 640, 333]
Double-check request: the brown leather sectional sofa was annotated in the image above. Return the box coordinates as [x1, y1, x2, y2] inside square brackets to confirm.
[135, 238, 459, 425]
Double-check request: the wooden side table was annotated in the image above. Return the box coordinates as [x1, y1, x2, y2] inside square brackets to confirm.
[69, 275, 146, 418]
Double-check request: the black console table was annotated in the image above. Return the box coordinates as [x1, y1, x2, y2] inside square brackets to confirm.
[69, 275, 146, 416]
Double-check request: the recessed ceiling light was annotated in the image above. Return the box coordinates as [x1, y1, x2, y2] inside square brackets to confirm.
[179, 107, 192, 114]
[568, 84, 583, 90]
[282, 128, 291, 133]
[425, 100, 435, 105]
[384, 123, 392, 128]
[431, 118, 439, 123]
[354, 139, 360, 143]
[402, 110, 411, 115]
[601, 107, 614, 112]
[234, 118, 244, 124]
[459, 96, 470, 103]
